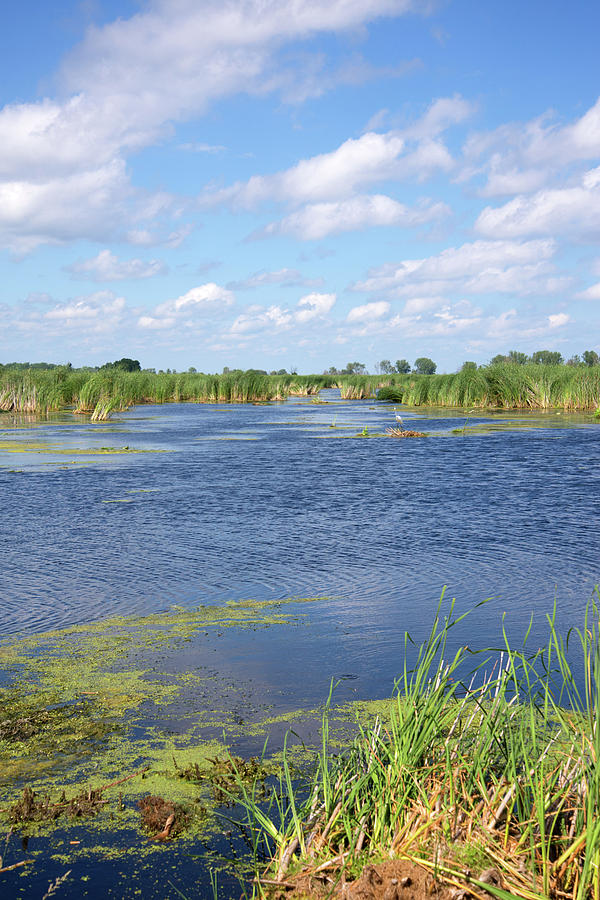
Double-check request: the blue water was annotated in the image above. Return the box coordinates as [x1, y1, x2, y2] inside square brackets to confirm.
[1, 394, 599, 698]
[1, 394, 600, 898]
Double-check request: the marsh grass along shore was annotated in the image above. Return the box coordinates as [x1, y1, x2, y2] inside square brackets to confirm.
[2, 363, 600, 421]
[236, 597, 600, 900]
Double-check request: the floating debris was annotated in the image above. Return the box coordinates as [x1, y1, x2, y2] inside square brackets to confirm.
[385, 427, 426, 438]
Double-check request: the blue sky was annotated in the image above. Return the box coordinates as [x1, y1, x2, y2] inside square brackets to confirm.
[1, 0, 599, 373]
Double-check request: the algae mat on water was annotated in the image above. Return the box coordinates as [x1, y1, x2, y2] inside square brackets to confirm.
[0, 598, 337, 897]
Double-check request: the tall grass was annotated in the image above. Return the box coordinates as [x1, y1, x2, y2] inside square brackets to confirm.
[234, 596, 600, 899]
[0, 369, 331, 420]
[2, 365, 599, 418]
[383, 365, 600, 409]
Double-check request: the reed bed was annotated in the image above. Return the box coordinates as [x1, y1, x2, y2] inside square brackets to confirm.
[382, 365, 600, 410]
[0, 369, 332, 419]
[336, 376, 383, 400]
[234, 597, 600, 899]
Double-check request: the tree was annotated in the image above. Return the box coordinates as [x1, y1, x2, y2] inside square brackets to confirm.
[188, 366, 197, 373]
[378, 359, 395, 374]
[101, 357, 141, 372]
[395, 359, 411, 374]
[490, 354, 509, 365]
[461, 361, 477, 371]
[531, 350, 563, 366]
[583, 350, 600, 367]
[508, 350, 529, 365]
[414, 357, 437, 375]
[566, 355, 582, 367]
[342, 362, 367, 374]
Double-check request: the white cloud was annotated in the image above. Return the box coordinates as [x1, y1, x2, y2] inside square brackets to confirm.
[295, 292, 336, 322]
[261, 194, 449, 239]
[138, 282, 235, 330]
[403, 94, 475, 140]
[209, 132, 407, 208]
[347, 300, 390, 323]
[43, 291, 126, 332]
[548, 313, 570, 328]
[353, 239, 558, 295]
[227, 268, 323, 290]
[463, 96, 600, 197]
[138, 315, 177, 330]
[0, 0, 428, 250]
[475, 167, 600, 239]
[230, 305, 293, 334]
[204, 95, 473, 214]
[179, 142, 227, 153]
[228, 290, 336, 335]
[577, 282, 600, 300]
[156, 283, 234, 316]
[66, 249, 167, 282]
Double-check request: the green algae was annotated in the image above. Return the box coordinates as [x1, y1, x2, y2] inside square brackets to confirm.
[0, 596, 389, 892]
[0, 439, 163, 456]
[0, 599, 322, 798]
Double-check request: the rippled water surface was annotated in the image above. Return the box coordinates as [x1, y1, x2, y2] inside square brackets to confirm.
[1, 394, 600, 898]
[2, 393, 599, 692]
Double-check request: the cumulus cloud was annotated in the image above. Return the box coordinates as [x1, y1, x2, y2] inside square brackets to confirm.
[204, 97, 470, 214]
[230, 305, 293, 334]
[207, 132, 407, 208]
[475, 167, 600, 240]
[229, 290, 336, 334]
[295, 292, 336, 322]
[353, 239, 560, 296]
[66, 249, 167, 282]
[139, 282, 234, 329]
[347, 300, 390, 323]
[227, 268, 323, 290]
[463, 96, 600, 197]
[260, 194, 449, 239]
[43, 291, 126, 332]
[577, 282, 600, 300]
[0, 0, 428, 250]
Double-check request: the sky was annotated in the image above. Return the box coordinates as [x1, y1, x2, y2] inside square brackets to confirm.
[1, 0, 599, 374]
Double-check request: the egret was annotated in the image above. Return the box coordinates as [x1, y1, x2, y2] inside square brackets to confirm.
[394, 408, 403, 426]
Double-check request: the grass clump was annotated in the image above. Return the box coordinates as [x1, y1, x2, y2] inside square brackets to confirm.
[379, 364, 600, 410]
[235, 595, 600, 899]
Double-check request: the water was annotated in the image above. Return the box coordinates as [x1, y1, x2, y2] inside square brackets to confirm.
[1, 394, 599, 896]
[2, 395, 598, 655]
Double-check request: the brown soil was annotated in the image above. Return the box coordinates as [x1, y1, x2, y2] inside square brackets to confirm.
[260, 859, 502, 900]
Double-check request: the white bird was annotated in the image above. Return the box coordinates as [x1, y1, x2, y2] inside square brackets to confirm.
[394, 408, 403, 425]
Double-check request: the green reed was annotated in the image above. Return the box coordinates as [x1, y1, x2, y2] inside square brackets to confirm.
[234, 594, 600, 899]
[0, 368, 334, 419]
[382, 365, 600, 410]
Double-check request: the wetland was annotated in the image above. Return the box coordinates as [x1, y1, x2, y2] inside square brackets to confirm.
[1, 391, 599, 898]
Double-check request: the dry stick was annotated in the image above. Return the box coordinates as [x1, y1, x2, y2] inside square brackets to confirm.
[95, 765, 151, 792]
[0, 860, 33, 874]
[353, 814, 368, 855]
[254, 877, 294, 889]
[311, 800, 343, 856]
[276, 836, 300, 883]
[310, 851, 350, 874]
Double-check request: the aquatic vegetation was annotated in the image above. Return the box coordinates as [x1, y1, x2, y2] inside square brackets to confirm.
[336, 376, 379, 399]
[380, 363, 600, 410]
[0, 368, 334, 420]
[235, 596, 600, 900]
